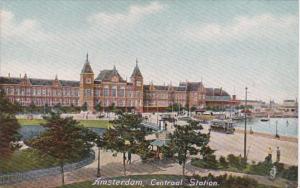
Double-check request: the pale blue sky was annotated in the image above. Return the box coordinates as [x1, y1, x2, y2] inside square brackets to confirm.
[0, 0, 298, 102]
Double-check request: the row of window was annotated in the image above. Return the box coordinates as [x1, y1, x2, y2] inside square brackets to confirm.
[97, 99, 141, 107]
[84, 88, 141, 98]
[3, 87, 79, 97]
[9, 97, 79, 106]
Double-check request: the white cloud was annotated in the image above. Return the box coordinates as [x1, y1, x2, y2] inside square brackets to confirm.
[183, 14, 298, 42]
[88, 2, 164, 29]
[0, 9, 50, 42]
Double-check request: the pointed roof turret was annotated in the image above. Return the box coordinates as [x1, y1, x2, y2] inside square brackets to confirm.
[130, 58, 142, 78]
[81, 53, 94, 74]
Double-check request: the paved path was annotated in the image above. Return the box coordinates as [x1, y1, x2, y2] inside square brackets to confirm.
[5, 149, 295, 188]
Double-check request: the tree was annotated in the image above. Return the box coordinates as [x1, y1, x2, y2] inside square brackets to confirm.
[81, 102, 88, 111]
[168, 120, 210, 176]
[94, 135, 104, 177]
[95, 102, 102, 112]
[103, 112, 146, 175]
[0, 90, 21, 159]
[28, 112, 97, 185]
[190, 106, 197, 112]
[108, 102, 116, 113]
[44, 103, 51, 114]
[29, 101, 37, 113]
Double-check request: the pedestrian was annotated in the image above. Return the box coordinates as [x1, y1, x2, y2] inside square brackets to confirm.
[127, 150, 132, 164]
[276, 147, 280, 163]
[267, 147, 272, 163]
[123, 153, 127, 163]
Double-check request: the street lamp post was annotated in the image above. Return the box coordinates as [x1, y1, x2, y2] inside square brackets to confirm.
[97, 146, 101, 177]
[244, 87, 248, 162]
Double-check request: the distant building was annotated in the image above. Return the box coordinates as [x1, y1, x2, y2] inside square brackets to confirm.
[0, 54, 235, 112]
[238, 100, 266, 110]
[205, 88, 239, 110]
[278, 99, 298, 117]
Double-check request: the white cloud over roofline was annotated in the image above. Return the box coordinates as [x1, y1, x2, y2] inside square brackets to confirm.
[183, 14, 298, 42]
[87, 2, 164, 28]
[1, 9, 51, 42]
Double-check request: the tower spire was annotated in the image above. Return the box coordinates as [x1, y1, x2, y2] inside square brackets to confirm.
[86, 53, 89, 61]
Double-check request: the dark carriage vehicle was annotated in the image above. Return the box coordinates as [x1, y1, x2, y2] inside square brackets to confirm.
[210, 119, 235, 134]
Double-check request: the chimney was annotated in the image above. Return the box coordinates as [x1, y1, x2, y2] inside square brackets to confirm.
[20, 74, 21, 78]
[8, 73, 10, 78]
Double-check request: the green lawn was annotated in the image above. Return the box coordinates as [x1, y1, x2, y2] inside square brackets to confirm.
[18, 119, 111, 128]
[0, 149, 59, 174]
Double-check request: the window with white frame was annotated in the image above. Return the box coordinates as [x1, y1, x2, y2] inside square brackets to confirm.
[112, 86, 117, 97]
[103, 86, 109, 96]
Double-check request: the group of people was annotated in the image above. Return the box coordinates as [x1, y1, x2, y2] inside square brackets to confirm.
[266, 146, 281, 163]
[123, 150, 132, 164]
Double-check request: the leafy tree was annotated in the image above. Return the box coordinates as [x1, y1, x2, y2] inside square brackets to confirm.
[167, 120, 210, 176]
[81, 102, 88, 111]
[108, 102, 116, 112]
[28, 101, 37, 113]
[0, 90, 21, 159]
[103, 112, 146, 175]
[28, 112, 97, 185]
[94, 135, 105, 177]
[44, 103, 51, 114]
[190, 106, 197, 112]
[95, 102, 102, 112]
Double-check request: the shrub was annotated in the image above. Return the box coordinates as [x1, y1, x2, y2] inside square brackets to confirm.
[219, 156, 228, 168]
[227, 154, 244, 170]
[203, 154, 218, 169]
[282, 166, 298, 181]
[248, 161, 273, 176]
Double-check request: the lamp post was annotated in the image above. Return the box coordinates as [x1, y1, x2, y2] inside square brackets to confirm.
[243, 87, 248, 162]
[97, 145, 101, 177]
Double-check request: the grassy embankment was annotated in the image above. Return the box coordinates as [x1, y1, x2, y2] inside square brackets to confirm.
[18, 119, 111, 128]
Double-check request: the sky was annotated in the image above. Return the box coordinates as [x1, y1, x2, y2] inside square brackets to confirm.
[0, 0, 298, 102]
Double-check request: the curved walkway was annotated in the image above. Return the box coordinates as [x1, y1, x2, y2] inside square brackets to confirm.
[4, 148, 295, 188]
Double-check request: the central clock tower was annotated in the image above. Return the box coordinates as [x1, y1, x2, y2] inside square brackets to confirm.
[130, 59, 143, 112]
[79, 54, 94, 111]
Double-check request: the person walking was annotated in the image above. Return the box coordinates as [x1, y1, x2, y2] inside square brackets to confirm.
[127, 150, 132, 164]
[276, 147, 281, 163]
[267, 147, 272, 163]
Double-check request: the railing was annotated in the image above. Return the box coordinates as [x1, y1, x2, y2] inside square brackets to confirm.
[0, 151, 95, 185]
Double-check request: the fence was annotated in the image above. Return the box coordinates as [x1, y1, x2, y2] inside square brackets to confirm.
[0, 151, 95, 185]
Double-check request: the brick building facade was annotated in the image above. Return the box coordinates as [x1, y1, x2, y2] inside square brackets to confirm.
[0, 55, 238, 112]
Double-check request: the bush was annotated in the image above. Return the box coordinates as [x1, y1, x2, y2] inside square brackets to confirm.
[219, 156, 228, 168]
[282, 166, 298, 181]
[248, 161, 273, 176]
[203, 154, 218, 169]
[227, 154, 244, 170]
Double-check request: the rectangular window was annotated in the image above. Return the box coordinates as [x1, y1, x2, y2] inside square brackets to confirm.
[118, 87, 125, 97]
[103, 87, 109, 96]
[112, 86, 117, 97]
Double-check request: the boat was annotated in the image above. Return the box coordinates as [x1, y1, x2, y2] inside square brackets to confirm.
[260, 118, 270, 122]
[260, 114, 270, 122]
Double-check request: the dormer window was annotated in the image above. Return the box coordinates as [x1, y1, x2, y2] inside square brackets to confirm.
[112, 76, 118, 82]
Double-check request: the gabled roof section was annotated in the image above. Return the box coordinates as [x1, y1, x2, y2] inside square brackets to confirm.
[81, 53, 94, 74]
[130, 59, 143, 78]
[95, 67, 125, 82]
[205, 88, 230, 96]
